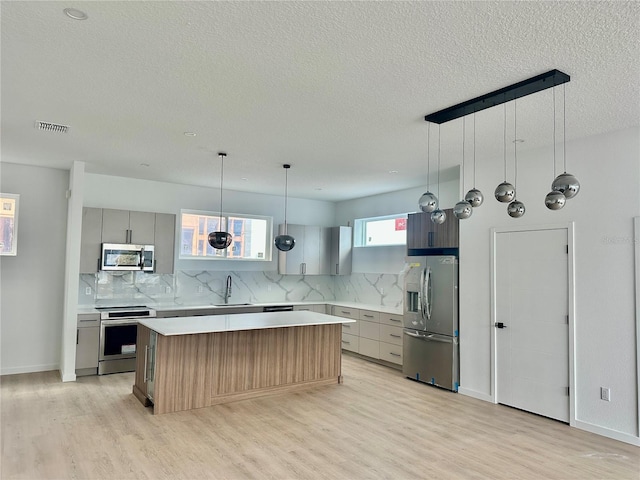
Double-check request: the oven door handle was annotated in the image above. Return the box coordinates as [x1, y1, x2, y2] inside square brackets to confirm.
[100, 318, 139, 326]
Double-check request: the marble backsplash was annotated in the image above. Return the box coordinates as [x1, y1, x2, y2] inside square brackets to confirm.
[79, 270, 403, 309]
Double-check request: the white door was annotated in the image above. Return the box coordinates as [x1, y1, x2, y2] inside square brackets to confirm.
[495, 228, 569, 422]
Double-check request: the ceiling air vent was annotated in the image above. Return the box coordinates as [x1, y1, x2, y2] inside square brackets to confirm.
[35, 121, 69, 133]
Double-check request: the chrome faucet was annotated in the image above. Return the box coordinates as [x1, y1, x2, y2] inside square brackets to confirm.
[224, 275, 232, 304]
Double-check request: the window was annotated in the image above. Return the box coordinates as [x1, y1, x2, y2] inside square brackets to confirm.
[354, 213, 408, 247]
[0, 193, 19, 256]
[179, 210, 272, 261]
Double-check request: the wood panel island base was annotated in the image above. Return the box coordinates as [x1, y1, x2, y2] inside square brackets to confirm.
[133, 312, 354, 414]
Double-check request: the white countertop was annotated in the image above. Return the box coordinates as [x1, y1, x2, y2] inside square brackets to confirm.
[139, 310, 355, 336]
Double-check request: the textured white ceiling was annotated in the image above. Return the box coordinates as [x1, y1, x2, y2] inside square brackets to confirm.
[1, 1, 638, 201]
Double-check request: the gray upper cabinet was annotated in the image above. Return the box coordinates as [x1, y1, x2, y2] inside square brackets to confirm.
[79, 207, 176, 274]
[80, 207, 103, 274]
[278, 224, 330, 275]
[102, 209, 155, 244]
[154, 213, 176, 274]
[330, 226, 352, 276]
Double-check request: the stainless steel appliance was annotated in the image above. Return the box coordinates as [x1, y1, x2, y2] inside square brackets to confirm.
[98, 306, 156, 375]
[100, 243, 155, 272]
[402, 255, 459, 391]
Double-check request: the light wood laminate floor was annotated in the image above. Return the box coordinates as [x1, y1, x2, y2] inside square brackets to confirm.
[1, 354, 638, 479]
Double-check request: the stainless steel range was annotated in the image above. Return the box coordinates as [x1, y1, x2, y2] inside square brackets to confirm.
[97, 306, 156, 375]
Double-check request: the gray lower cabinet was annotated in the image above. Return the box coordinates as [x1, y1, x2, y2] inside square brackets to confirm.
[76, 314, 100, 376]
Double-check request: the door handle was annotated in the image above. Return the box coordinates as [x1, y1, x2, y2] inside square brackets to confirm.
[494, 322, 507, 329]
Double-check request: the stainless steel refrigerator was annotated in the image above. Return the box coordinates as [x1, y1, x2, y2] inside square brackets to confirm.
[402, 255, 459, 391]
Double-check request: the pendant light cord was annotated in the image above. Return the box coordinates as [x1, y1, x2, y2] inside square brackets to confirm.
[426, 123, 431, 189]
[503, 100, 507, 181]
[219, 153, 225, 229]
[461, 116, 465, 193]
[563, 83, 567, 174]
[553, 86, 557, 177]
[437, 125, 441, 199]
[284, 166, 289, 232]
[513, 98, 518, 191]
[473, 112, 476, 188]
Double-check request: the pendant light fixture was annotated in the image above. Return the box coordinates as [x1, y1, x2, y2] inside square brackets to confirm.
[418, 123, 438, 213]
[545, 86, 567, 210]
[465, 112, 484, 207]
[507, 99, 525, 218]
[495, 100, 516, 203]
[453, 116, 473, 219]
[208, 152, 233, 249]
[430, 125, 447, 225]
[551, 83, 580, 199]
[274, 164, 296, 252]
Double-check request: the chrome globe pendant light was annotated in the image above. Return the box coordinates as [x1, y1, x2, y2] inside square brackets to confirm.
[507, 99, 525, 218]
[430, 125, 447, 225]
[453, 116, 473, 219]
[495, 100, 516, 203]
[418, 123, 438, 213]
[552, 83, 580, 199]
[545, 86, 567, 210]
[465, 112, 484, 207]
[208, 152, 233, 249]
[274, 164, 296, 252]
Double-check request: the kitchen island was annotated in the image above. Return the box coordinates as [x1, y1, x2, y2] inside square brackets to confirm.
[133, 311, 355, 414]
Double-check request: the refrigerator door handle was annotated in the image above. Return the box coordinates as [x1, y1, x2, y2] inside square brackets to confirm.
[404, 330, 453, 344]
[404, 330, 423, 339]
[423, 266, 432, 320]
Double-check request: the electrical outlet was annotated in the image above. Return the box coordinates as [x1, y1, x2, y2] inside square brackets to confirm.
[600, 387, 610, 401]
[267, 285, 272, 292]
[85, 287, 92, 295]
[165, 286, 172, 294]
[196, 285, 203, 293]
[381, 287, 384, 295]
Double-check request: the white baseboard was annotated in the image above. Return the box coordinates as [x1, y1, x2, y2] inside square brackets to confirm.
[0, 363, 59, 376]
[458, 386, 494, 403]
[574, 419, 640, 447]
[59, 368, 76, 382]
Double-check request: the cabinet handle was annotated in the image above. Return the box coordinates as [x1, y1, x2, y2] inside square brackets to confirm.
[390, 318, 402, 323]
[343, 324, 351, 328]
[428, 231, 434, 247]
[335, 264, 339, 275]
[363, 314, 374, 318]
[76, 329, 79, 345]
[389, 352, 401, 357]
[341, 340, 350, 344]
[341, 311, 351, 315]
[143, 345, 149, 383]
[390, 334, 401, 338]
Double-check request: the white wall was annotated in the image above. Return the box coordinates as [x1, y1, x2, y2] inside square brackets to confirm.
[458, 127, 639, 443]
[0, 163, 69, 375]
[84, 173, 336, 272]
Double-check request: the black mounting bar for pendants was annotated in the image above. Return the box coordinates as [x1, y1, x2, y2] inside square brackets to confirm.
[424, 69, 570, 124]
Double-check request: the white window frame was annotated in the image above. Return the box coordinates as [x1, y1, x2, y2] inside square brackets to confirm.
[0, 193, 19, 256]
[353, 213, 408, 247]
[178, 209, 273, 261]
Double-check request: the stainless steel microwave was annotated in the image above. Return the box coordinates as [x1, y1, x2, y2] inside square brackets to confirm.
[100, 243, 155, 272]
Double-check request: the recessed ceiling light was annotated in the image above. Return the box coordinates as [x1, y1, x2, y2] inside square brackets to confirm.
[64, 8, 88, 20]
[241, 177, 248, 181]
[389, 170, 399, 174]
[314, 188, 323, 191]
[184, 132, 197, 137]
[140, 163, 150, 168]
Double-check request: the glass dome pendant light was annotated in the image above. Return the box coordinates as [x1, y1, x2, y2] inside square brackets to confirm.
[208, 152, 233, 249]
[430, 125, 447, 225]
[507, 99, 525, 218]
[418, 123, 438, 213]
[465, 112, 484, 207]
[552, 83, 580, 199]
[453, 116, 473, 219]
[545, 86, 567, 210]
[274, 164, 296, 252]
[495, 100, 516, 203]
